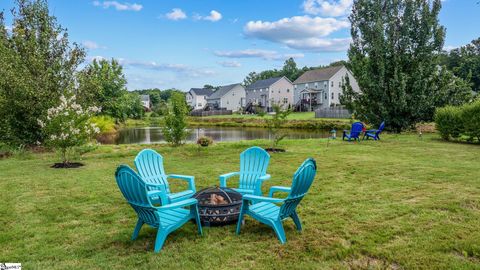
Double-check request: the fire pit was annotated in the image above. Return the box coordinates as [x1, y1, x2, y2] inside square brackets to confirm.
[193, 187, 242, 226]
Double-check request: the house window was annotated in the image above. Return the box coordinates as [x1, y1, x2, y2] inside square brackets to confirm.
[294, 85, 297, 89]
[338, 93, 342, 100]
[227, 101, 229, 104]
[198, 103, 202, 107]
[339, 81, 341, 87]
[232, 93, 235, 96]
[271, 90, 274, 93]
[283, 98, 288, 104]
[278, 90, 281, 93]
[331, 92, 334, 100]
[314, 82, 318, 88]
[287, 89, 290, 93]
[253, 89, 256, 93]
[331, 81, 334, 87]
[305, 83, 309, 88]
[325, 92, 327, 100]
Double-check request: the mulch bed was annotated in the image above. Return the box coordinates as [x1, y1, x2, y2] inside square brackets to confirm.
[51, 162, 84, 169]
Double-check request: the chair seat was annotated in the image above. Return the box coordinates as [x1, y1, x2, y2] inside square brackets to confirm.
[249, 202, 280, 221]
[158, 208, 190, 228]
[168, 190, 195, 202]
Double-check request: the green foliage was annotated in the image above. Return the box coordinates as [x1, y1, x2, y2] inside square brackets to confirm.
[435, 100, 480, 142]
[89, 115, 116, 133]
[162, 92, 189, 146]
[152, 100, 168, 116]
[196, 136, 213, 147]
[441, 37, 480, 93]
[461, 100, 480, 141]
[342, 0, 472, 132]
[263, 104, 292, 148]
[131, 88, 184, 108]
[0, 0, 85, 145]
[39, 94, 100, 164]
[434, 106, 462, 140]
[76, 59, 143, 121]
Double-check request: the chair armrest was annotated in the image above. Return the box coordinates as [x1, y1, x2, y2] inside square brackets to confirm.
[158, 198, 198, 211]
[366, 129, 378, 133]
[258, 174, 271, 181]
[147, 190, 163, 198]
[219, 172, 240, 188]
[268, 186, 291, 197]
[243, 194, 284, 204]
[167, 174, 196, 193]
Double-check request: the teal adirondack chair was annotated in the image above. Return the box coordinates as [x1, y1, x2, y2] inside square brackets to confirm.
[219, 146, 271, 195]
[115, 165, 202, 253]
[135, 149, 196, 204]
[236, 158, 317, 244]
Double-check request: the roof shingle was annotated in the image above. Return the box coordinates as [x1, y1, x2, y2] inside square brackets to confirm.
[245, 77, 284, 90]
[293, 65, 344, 84]
[190, 88, 214, 96]
[207, 83, 242, 100]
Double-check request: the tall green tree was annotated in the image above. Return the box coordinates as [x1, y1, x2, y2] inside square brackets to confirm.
[341, 0, 471, 131]
[0, 0, 85, 144]
[441, 37, 480, 93]
[76, 58, 143, 121]
[162, 92, 189, 146]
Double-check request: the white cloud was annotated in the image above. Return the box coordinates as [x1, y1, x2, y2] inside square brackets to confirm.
[302, 0, 352, 17]
[125, 60, 216, 78]
[93, 1, 142, 11]
[82, 40, 107, 50]
[244, 15, 350, 52]
[194, 10, 223, 22]
[214, 49, 304, 61]
[166, 8, 187, 21]
[443, 45, 458, 51]
[218, 61, 241, 68]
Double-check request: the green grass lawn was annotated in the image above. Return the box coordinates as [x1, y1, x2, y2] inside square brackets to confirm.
[202, 111, 350, 122]
[1, 135, 479, 269]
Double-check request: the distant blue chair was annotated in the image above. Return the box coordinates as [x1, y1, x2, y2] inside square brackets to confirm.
[343, 122, 364, 142]
[135, 149, 195, 204]
[115, 165, 202, 253]
[219, 146, 271, 196]
[363, 121, 385, 141]
[236, 158, 317, 244]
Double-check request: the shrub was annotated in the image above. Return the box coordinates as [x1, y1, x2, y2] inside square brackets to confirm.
[38, 94, 101, 165]
[435, 106, 463, 140]
[89, 115, 116, 133]
[197, 136, 213, 147]
[263, 104, 291, 149]
[461, 100, 480, 141]
[162, 92, 189, 146]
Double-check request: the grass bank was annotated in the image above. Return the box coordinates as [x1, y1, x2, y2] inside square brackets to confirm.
[1, 135, 479, 269]
[125, 112, 352, 130]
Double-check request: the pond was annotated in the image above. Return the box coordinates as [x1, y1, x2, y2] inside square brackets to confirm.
[114, 126, 334, 144]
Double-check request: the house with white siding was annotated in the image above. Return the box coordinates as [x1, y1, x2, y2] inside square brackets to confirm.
[293, 65, 360, 111]
[206, 83, 246, 112]
[186, 88, 214, 110]
[245, 76, 294, 112]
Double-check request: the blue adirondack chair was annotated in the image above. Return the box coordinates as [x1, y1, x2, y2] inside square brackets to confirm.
[236, 158, 317, 244]
[135, 149, 196, 204]
[342, 121, 364, 142]
[363, 121, 385, 140]
[115, 165, 202, 253]
[219, 146, 271, 196]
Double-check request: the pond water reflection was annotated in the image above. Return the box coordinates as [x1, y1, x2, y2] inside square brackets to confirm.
[114, 126, 333, 144]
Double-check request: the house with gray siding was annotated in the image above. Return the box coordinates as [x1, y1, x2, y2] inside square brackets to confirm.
[206, 83, 246, 112]
[186, 88, 214, 110]
[293, 65, 360, 111]
[245, 76, 294, 112]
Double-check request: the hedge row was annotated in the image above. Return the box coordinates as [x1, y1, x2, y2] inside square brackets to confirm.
[435, 100, 480, 141]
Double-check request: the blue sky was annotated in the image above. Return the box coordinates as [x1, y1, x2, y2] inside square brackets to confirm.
[1, 0, 479, 91]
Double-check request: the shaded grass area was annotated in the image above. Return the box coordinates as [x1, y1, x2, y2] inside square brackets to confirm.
[0, 135, 479, 269]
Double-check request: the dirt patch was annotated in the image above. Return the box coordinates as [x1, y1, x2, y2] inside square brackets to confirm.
[51, 162, 84, 169]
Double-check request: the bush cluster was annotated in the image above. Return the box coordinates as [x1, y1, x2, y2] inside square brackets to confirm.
[435, 100, 480, 142]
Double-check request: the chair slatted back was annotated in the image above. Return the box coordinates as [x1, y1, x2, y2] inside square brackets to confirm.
[377, 121, 385, 135]
[134, 149, 169, 192]
[239, 147, 270, 191]
[115, 165, 159, 227]
[350, 122, 364, 138]
[279, 158, 317, 219]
